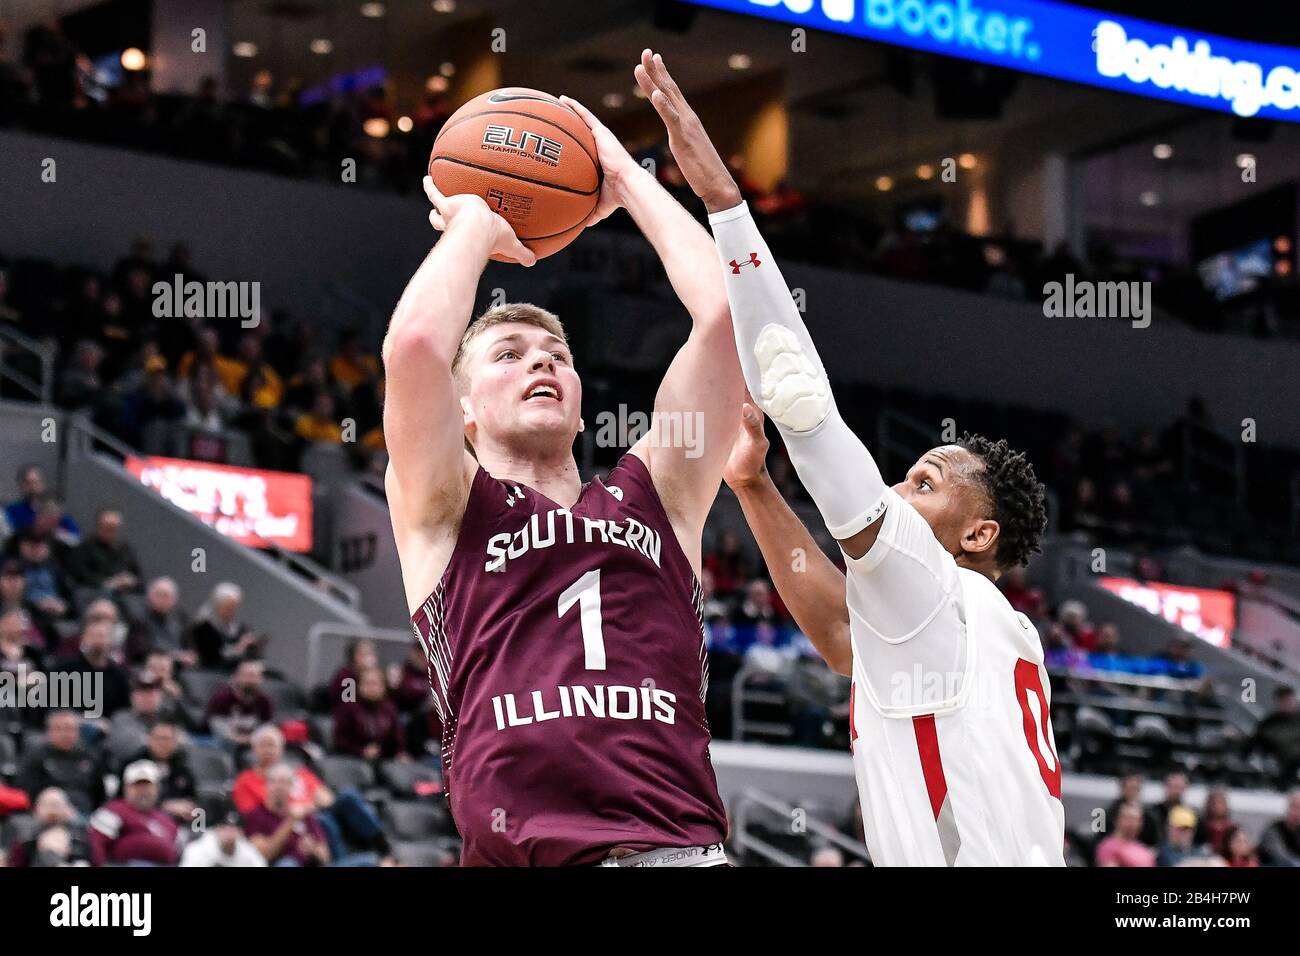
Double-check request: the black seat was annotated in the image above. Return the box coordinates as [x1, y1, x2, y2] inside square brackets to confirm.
[179, 669, 230, 707]
[318, 754, 375, 792]
[382, 800, 449, 840]
[189, 745, 236, 785]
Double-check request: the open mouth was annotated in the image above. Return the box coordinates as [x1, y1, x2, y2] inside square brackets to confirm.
[523, 381, 562, 403]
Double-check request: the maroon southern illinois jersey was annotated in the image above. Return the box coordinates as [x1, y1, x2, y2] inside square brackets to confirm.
[410, 452, 727, 866]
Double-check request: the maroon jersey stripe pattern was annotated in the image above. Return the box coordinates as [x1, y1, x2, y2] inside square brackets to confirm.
[412, 587, 457, 772]
[410, 452, 727, 866]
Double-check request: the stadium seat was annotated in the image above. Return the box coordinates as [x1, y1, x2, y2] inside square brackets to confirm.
[1070, 706, 1117, 770]
[317, 754, 375, 792]
[104, 729, 148, 768]
[179, 669, 230, 707]
[1, 812, 38, 845]
[378, 759, 441, 796]
[309, 714, 334, 750]
[0, 733, 16, 779]
[20, 729, 45, 754]
[382, 800, 448, 840]
[188, 745, 236, 785]
[263, 678, 308, 718]
[390, 840, 451, 867]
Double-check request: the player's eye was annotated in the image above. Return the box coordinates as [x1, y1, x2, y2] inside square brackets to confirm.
[497, 349, 518, 361]
[550, 351, 567, 363]
[917, 478, 933, 492]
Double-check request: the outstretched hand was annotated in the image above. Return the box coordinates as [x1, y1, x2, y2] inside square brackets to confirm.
[423, 176, 536, 267]
[635, 49, 742, 214]
[723, 401, 771, 491]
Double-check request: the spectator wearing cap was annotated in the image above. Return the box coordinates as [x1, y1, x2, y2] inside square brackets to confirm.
[89, 759, 181, 866]
[18, 711, 105, 815]
[54, 618, 132, 718]
[104, 672, 177, 759]
[1095, 802, 1157, 867]
[1258, 789, 1300, 866]
[4, 465, 80, 539]
[4, 787, 93, 867]
[125, 576, 193, 665]
[332, 665, 406, 762]
[205, 660, 273, 748]
[1251, 687, 1300, 788]
[0, 558, 55, 648]
[181, 804, 266, 866]
[188, 582, 262, 670]
[123, 720, 196, 824]
[242, 762, 332, 867]
[1150, 771, 1190, 845]
[15, 529, 72, 623]
[1156, 806, 1213, 866]
[118, 354, 186, 449]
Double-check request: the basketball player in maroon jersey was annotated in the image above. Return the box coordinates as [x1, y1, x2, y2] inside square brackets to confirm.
[382, 99, 744, 866]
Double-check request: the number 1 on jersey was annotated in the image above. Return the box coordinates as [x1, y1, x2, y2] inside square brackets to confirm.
[557, 568, 606, 670]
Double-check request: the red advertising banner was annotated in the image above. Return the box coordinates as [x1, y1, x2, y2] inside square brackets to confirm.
[1098, 576, 1236, 648]
[125, 455, 313, 553]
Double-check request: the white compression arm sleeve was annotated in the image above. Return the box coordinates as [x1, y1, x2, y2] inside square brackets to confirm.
[709, 201, 888, 540]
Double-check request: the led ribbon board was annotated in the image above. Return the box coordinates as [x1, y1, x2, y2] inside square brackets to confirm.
[689, 0, 1300, 121]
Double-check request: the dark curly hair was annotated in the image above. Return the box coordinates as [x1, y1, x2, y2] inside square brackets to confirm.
[955, 432, 1048, 570]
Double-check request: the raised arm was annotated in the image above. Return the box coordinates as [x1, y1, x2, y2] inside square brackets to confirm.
[561, 94, 743, 571]
[635, 51, 887, 560]
[725, 402, 852, 675]
[381, 182, 534, 607]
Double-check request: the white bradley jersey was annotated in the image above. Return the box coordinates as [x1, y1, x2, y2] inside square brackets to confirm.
[844, 487, 1065, 866]
[706, 200, 1063, 866]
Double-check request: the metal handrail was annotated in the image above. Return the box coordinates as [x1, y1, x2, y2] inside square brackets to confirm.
[876, 407, 933, 481]
[65, 413, 361, 609]
[731, 659, 796, 742]
[733, 787, 871, 867]
[0, 324, 55, 405]
[306, 621, 411, 690]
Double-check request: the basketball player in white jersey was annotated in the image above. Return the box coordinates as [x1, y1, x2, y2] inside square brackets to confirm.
[637, 50, 1064, 865]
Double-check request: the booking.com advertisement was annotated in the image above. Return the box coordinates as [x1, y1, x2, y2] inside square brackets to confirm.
[690, 0, 1300, 121]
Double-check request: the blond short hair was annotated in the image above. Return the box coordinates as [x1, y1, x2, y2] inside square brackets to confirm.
[451, 303, 568, 388]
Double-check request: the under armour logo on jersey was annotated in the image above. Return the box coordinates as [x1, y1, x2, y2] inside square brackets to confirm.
[729, 252, 761, 274]
[505, 485, 525, 507]
[605, 485, 624, 502]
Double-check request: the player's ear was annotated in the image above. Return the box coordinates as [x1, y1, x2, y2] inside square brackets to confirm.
[962, 518, 999, 559]
[577, 416, 584, 434]
[460, 395, 475, 430]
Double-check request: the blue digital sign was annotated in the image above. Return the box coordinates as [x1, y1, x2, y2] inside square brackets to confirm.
[688, 0, 1300, 122]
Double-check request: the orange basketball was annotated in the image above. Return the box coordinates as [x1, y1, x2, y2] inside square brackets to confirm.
[429, 88, 601, 260]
